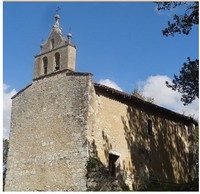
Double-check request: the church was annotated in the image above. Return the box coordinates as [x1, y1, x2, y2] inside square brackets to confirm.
[5, 14, 198, 191]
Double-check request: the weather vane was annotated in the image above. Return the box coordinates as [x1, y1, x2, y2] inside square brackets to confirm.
[56, 7, 61, 14]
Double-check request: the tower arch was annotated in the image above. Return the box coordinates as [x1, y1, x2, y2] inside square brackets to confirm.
[33, 14, 76, 79]
[43, 56, 48, 74]
[55, 52, 60, 70]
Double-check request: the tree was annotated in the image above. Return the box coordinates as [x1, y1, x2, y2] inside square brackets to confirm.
[3, 139, 9, 165]
[193, 126, 199, 190]
[3, 139, 9, 191]
[156, 2, 198, 36]
[156, 2, 199, 105]
[132, 89, 154, 103]
[166, 58, 199, 105]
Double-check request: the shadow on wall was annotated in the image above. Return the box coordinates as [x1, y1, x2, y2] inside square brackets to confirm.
[87, 140, 130, 191]
[89, 131, 113, 164]
[102, 130, 113, 164]
[122, 105, 192, 190]
[88, 104, 194, 190]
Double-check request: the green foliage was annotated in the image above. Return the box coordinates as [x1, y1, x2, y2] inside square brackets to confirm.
[156, 2, 199, 36]
[121, 184, 130, 191]
[142, 181, 196, 191]
[86, 157, 131, 191]
[194, 126, 199, 179]
[86, 157, 102, 171]
[156, 2, 199, 105]
[166, 58, 199, 105]
[194, 126, 199, 144]
[3, 139, 9, 191]
[3, 139, 9, 165]
[132, 89, 154, 103]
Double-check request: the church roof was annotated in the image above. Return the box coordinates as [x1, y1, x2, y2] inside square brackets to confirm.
[94, 83, 198, 126]
[11, 69, 198, 126]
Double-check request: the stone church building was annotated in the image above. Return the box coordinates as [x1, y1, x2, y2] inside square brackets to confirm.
[5, 15, 198, 191]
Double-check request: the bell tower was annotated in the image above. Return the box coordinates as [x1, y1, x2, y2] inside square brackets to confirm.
[33, 14, 76, 79]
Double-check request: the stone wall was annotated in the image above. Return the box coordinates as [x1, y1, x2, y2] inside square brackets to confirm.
[34, 45, 76, 79]
[88, 86, 195, 190]
[33, 19, 76, 79]
[86, 157, 129, 191]
[5, 71, 91, 191]
[5, 70, 195, 191]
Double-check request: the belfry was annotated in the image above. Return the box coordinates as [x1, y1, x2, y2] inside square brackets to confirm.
[5, 14, 197, 191]
[33, 14, 76, 79]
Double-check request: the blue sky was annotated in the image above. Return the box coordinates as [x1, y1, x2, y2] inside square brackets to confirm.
[4, 2, 198, 91]
[3, 2, 199, 138]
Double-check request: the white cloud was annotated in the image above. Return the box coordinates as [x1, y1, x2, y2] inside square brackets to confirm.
[3, 84, 17, 139]
[137, 75, 199, 120]
[98, 79, 123, 92]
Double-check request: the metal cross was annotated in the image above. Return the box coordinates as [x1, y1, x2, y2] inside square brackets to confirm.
[56, 7, 61, 14]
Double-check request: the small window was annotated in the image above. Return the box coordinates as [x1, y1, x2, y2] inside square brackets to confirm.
[55, 52, 60, 70]
[109, 153, 119, 177]
[43, 57, 48, 74]
[147, 119, 153, 136]
[51, 39, 55, 49]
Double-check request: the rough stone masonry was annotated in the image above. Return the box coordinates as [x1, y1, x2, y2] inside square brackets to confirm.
[5, 14, 198, 191]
